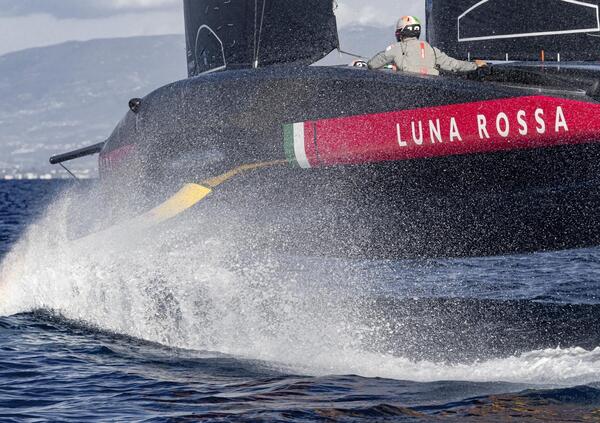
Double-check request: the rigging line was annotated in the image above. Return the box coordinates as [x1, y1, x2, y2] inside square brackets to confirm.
[59, 163, 80, 183]
[253, 0, 258, 67]
[337, 49, 366, 59]
[255, 0, 267, 67]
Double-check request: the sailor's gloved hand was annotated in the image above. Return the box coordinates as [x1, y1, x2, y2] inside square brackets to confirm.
[476, 63, 493, 79]
[475, 59, 488, 68]
[352, 60, 368, 68]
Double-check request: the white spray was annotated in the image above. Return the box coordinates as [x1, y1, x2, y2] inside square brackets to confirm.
[1, 184, 600, 386]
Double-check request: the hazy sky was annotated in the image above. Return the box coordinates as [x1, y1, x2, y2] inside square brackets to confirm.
[0, 0, 424, 56]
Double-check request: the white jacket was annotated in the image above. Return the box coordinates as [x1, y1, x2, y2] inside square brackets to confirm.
[368, 38, 477, 76]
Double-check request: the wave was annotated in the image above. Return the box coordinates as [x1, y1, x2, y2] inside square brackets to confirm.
[280, 346, 600, 385]
[2, 187, 600, 386]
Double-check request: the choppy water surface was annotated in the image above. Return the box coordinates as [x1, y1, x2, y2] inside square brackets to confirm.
[1, 180, 600, 421]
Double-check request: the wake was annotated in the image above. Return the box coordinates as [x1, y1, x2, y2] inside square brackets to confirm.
[1, 186, 600, 387]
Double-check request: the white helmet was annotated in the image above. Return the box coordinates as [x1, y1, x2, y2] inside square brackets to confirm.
[396, 15, 422, 40]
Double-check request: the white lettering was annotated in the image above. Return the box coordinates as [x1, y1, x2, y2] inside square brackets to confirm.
[429, 119, 442, 144]
[517, 110, 528, 136]
[535, 108, 546, 134]
[397, 123, 407, 147]
[411, 121, 423, 145]
[449, 117, 462, 142]
[555, 106, 569, 132]
[496, 112, 510, 138]
[477, 114, 490, 139]
[391, 106, 568, 148]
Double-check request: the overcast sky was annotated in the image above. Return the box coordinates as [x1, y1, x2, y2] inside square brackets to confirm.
[0, 0, 424, 56]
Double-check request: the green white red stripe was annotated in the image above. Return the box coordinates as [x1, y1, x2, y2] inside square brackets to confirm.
[284, 122, 311, 168]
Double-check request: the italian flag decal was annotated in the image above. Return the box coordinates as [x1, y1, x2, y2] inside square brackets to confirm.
[284, 122, 311, 168]
[284, 96, 600, 168]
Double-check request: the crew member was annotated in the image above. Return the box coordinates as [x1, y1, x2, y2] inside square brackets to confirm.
[367, 16, 486, 75]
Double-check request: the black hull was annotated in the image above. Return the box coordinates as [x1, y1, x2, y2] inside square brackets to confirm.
[95, 66, 600, 259]
[175, 143, 600, 259]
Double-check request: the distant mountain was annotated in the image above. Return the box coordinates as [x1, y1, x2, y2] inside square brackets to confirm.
[0, 35, 187, 173]
[0, 28, 394, 174]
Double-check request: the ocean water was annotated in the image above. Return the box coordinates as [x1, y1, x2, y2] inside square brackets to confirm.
[2, 180, 600, 421]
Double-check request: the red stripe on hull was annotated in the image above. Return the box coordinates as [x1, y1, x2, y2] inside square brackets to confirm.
[99, 144, 136, 177]
[299, 96, 600, 167]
